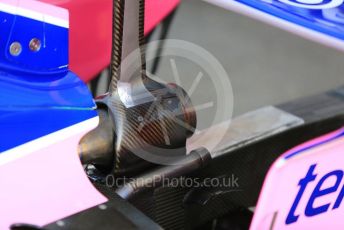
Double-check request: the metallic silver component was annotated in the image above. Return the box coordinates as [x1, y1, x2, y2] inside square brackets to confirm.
[9, 42, 22, 56]
[56, 221, 65, 227]
[29, 38, 41, 52]
[110, 0, 154, 108]
[117, 80, 154, 108]
[188, 106, 304, 157]
[98, 204, 107, 210]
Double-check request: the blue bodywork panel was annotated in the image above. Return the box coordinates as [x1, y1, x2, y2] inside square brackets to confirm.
[0, 5, 97, 153]
[0, 11, 68, 73]
[235, 0, 344, 40]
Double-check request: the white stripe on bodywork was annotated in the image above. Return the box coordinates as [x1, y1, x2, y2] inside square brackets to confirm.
[203, 0, 344, 52]
[0, 116, 99, 166]
[0, 1, 69, 28]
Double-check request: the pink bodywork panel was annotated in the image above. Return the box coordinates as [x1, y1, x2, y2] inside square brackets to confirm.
[251, 127, 344, 229]
[0, 117, 107, 229]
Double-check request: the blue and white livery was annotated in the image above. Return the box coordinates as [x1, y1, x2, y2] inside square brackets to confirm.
[205, 0, 344, 52]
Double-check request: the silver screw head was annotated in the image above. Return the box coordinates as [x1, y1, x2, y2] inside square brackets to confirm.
[99, 204, 107, 210]
[56, 220, 65, 227]
[9, 42, 22, 56]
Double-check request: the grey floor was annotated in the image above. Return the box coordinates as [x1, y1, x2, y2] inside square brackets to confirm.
[147, 0, 344, 121]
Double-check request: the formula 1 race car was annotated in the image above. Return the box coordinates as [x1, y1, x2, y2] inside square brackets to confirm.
[0, 0, 344, 229]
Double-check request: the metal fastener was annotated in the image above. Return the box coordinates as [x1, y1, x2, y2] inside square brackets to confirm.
[29, 38, 41, 52]
[9, 42, 22, 56]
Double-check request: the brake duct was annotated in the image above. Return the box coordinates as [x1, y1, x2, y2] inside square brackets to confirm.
[78, 0, 197, 176]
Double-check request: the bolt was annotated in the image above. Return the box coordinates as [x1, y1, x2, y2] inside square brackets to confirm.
[29, 38, 41, 52]
[56, 221, 65, 227]
[9, 42, 22, 56]
[99, 204, 107, 210]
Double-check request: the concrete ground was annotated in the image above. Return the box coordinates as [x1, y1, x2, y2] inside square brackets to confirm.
[146, 0, 344, 122]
